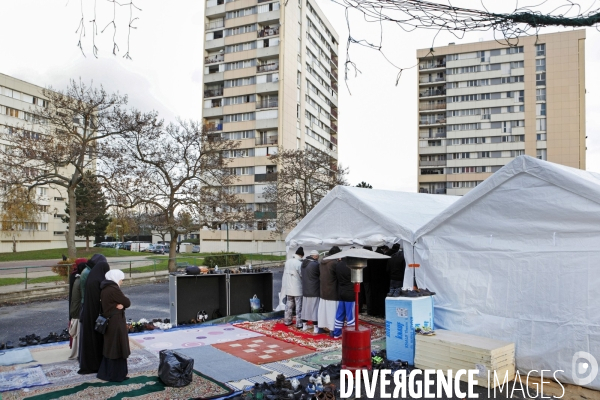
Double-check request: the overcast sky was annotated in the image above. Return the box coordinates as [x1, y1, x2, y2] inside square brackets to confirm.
[1, 1, 598, 191]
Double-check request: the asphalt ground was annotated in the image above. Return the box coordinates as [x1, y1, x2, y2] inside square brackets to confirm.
[0, 268, 284, 346]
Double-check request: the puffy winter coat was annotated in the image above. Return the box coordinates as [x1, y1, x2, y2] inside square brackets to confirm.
[281, 255, 303, 297]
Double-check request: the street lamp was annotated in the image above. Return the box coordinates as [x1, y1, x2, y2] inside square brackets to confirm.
[323, 248, 390, 371]
[115, 225, 122, 256]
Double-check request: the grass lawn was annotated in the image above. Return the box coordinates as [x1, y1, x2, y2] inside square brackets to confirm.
[0, 248, 149, 262]
[0, 275, 65, 287]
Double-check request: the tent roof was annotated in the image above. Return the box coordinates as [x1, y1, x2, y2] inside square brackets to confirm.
[415, 155, 600, 239]
[285, 186, 459, 248]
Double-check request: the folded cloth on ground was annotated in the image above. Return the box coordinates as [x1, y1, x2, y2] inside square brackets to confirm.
[0, 365, 50, 392]
[0, 348, 34, 366]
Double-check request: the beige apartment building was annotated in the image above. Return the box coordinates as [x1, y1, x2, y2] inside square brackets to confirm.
[0, 73, 90, 252]
[417, 30, 586, 196]
[200, 0, 340, 252]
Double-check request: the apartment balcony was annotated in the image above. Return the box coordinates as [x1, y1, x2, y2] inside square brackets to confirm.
[254, 173, 278, 183]
[205, 54, 224, 64]
[419, 77, 446, 85]
[332, 82, 338, 92]
[419, 62, 446, 70]
[419, 118, 446, 126]
[330, 55, 338, 67]
[419, 89, 446, 98]
[419, 103, 446, 111]
[258, 26, 279, 38]
[419, 160, 446, 167]
[331, 108, 338, 119]
[254, 211, 277, 219]
[205, 38, 225, 51]
[256, 136, 278, 145]
[256, 99, 278, 109]
[330, 136, 337, 145]
[206, 0, 225, 17]
[330, 122, 338, 132]
[206, 20, 224, 30]
[257, 63, 279, 73]
[204, 72, 224, 84]
[258, 9, 280, 24]
[204, 88, 224, 98]
[204, 123, 223, 132]
[206, 132, 223, 142]
[419, 132, 446, 139]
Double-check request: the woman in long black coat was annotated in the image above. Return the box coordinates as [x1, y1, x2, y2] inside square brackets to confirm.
[78, 260, 110, 374]
[97, 269, 131, 382]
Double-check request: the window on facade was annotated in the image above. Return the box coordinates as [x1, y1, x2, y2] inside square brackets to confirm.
[536, 118, 547, 131]
[537, 149, 547, 160]
[536, 59, 546, 71]
[536, 44, 546, 57]
[536, 88, 546, 101]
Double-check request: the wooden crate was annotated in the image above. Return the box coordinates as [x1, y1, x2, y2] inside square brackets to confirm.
[414, 330, 515, 388]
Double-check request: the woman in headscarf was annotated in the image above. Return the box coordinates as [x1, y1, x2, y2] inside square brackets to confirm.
[68, 261, 87, 360]
[79, 254, 107, 304]
[78, 260, 110, 374]
[68, 258, 87, 320]
[97, 269, 130, 382]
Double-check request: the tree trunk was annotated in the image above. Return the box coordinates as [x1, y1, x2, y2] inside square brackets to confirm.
[12, 235, 16, 253]
[66, 186, 78, 259]
[168, 230, 178, 272]
[85, 236, 90, 251]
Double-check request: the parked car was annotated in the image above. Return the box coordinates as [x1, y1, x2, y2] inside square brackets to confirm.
[93, 243, 102, 247]
[143, 244, 156, 252]
[153, 244, 169, 254]
[192, 245, 200, 253]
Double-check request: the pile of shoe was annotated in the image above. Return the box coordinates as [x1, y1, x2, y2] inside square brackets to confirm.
[18, 334, 40, 347]
[370, 350, 412, 373]
[0, 341, 14, 349]
[152, 318, 172, 330]
[386, 287, 436, 297]
[305, 371, 338, 400]
[196, 310, 208, 322]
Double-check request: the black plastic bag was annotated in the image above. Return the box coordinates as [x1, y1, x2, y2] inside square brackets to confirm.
[158, 350, 194, 387]
[185, 266, 200, 275]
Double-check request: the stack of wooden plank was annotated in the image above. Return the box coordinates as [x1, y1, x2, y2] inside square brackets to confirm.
[414, 330, 515, 388]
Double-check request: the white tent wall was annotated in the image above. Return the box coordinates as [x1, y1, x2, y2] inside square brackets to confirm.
[285, 186, 459, 258]
[407, 156, 600, 390]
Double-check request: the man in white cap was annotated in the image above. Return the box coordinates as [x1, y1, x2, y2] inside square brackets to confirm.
[300, 250, 321, 333]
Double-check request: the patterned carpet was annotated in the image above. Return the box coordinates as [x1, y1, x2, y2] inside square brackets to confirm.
[226, 359, 318, 391]
[135, 324, 262, 353]
[2, 370, 233, 400]
[291, 338, 386, 368]
[235, 319, 387, 351]
[213, 336, 314, 365]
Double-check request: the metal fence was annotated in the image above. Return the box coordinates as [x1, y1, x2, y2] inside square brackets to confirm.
[0, 252, 287, 289]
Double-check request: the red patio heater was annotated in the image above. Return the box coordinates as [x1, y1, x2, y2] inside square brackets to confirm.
[323, 248, 390, 371]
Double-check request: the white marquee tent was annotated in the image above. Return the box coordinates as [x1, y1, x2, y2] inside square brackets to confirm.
[285, 186, 459, 256]
[408, 155, 600, 389]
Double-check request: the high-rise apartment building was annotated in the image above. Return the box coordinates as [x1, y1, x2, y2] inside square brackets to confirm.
[0, 73, 88, 252]
[200, 0, 340, 252]
[417, 30, 585, 196]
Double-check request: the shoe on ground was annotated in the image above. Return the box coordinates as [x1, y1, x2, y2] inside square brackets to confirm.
[305, 383, 316, 395]
[309, 373, 318, 383]
[290, 378, 300, 390]
[302, 323, 309, 332]
[320, 372, 330, 384]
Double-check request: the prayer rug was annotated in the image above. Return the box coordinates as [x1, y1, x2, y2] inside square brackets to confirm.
[291, 338, 386, 368]
[235, 319, 387, 351]
[358, 313, 386, 326]
[213, 336, 314, 365]
[135, 324, 262, 353]
[37, 348, 158, 387]
[2, 370, 233, 400]
[0, 366, 50, 392]
[0, 348, 34, 367]
[226, 359, 318, 391]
